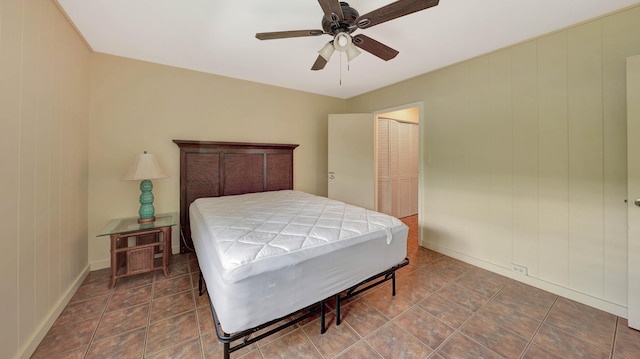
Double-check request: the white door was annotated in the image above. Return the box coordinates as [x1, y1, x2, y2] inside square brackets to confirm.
[627, 55, 640, 330]
[328, 114, 376, 210]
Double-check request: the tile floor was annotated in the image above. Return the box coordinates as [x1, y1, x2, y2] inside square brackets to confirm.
[32, 215, 640, 359]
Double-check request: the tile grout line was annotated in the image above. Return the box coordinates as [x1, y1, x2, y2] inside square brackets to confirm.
[335, 296, 385, 358]
[361, 258, 447, 357]
[415, 262, 474, 352]
[536, 296, 620, 358]
[74, 278, 110, 359]
[142, 258, 193, 357]
[427, 277, 515, 358]
[192, 260, 210, 359]
[348, 257, 478, 358]
[377, 262, 469, 357]
[330, 320, 374, 359]
[517, 295, 559, 359]
[303, 262, 430, 359]
[145, 259, 201, 358]
[188, 257, 219, 359]
[299, 316, 330, 359]
[610, 316, 618, 359]
[83, 278, 117, 359]
[146, 264, 192, 356]
[141, 272, 157, 358]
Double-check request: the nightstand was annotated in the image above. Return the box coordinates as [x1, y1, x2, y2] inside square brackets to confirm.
[97, 212, 177, 288]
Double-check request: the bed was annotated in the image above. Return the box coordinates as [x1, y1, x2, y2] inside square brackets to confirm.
[173, 140, 409, 358]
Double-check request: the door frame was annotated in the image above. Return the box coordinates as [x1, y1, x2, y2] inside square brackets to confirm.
[374, 102, 424, 245]
[627, 55, 640, 330]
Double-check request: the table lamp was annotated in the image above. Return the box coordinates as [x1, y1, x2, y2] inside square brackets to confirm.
[122, 151, 168, 223]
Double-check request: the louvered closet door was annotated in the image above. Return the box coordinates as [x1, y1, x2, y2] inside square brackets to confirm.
[377, 118, 419, 218]
[389, 120, 400, 216]
[410, 123, 419, 215]
[395, 121, 413, 218]
[377, 118, 392, 215]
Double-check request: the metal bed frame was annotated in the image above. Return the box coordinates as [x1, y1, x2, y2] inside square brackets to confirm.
[199, 257, 410, 359]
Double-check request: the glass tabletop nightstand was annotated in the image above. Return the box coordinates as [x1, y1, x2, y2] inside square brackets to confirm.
[97, 212, 178, 288]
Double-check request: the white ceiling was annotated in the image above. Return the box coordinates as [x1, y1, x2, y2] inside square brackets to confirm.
[57, 0, 640, 99]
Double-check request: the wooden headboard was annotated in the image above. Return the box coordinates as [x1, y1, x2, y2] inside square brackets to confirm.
[173, 140, 299, 253]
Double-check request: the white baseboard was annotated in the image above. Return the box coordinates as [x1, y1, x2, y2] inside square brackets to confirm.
[422, 242, 628, 319]
[90, 258, 111, 271]
[18, 264, 90, 359]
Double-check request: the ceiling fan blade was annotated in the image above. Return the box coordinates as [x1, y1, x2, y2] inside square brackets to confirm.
[256, 30, 324, 40]
[352, 34, 399, 61]
[356, 0, 439, 29]
[317, 0, 344, 22]
[318, 0, 344, 22]
[311, 55, 328, 71]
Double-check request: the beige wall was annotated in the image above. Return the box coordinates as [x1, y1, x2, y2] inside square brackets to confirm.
[348, 5, 640, 316]
[88, 53, 346, 268]
[0, 1, 91, 358]
[4, 2, 638, 356]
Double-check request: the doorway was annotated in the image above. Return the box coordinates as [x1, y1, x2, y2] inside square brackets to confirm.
[326, 104, 423, 245]
[375, 105, 421, 243]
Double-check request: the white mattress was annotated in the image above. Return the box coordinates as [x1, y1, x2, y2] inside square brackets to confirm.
[189, 190, 408, 333]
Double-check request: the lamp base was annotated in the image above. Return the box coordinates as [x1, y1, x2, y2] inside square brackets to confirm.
[138, 216, 156, 224]
[138, 179, 156, 224]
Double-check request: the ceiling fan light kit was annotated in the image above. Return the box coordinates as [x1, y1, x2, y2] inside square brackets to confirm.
[256, 0, 440, 71]
[345, 43, 361, 61]
[333, 32, 351, 51]
[318, 32, 361, 63]
[318, 42, 336, 61]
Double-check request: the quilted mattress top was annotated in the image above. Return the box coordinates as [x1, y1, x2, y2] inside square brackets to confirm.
[190, 190, 405, 281]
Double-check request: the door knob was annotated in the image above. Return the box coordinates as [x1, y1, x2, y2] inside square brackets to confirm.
[635, 199, 640, 207]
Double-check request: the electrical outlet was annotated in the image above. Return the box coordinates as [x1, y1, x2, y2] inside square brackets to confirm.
[510, 263, 528, 276]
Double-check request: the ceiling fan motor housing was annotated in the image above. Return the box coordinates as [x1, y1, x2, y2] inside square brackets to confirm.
[321, 2, 359, 34]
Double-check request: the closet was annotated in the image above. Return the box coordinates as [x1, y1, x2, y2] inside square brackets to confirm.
[377, 117, 419, 218]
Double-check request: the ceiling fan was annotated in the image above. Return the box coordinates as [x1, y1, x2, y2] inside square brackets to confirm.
[255, 0, 440, 70]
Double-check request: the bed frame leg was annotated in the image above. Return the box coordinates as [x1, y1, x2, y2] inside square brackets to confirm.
[335, 293, 341, 326]
[223, 342, 230, 359]
[320, 300, 326, 334]
[198, 271, 203, 296]
[392, 272, 397, 297]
